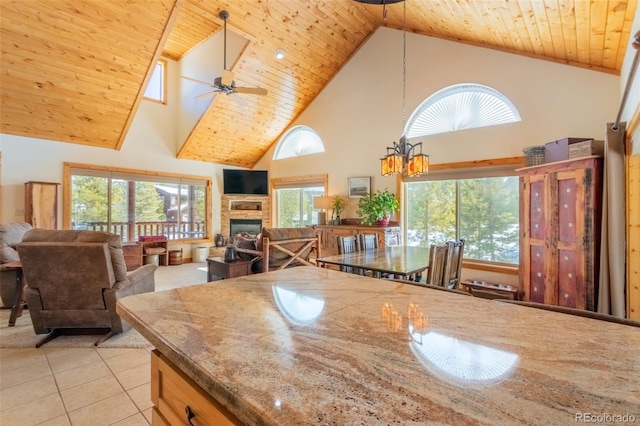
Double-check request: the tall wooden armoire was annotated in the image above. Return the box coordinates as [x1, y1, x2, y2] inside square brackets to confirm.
[25, 181, 60, 229]
[518, 156, 603, 311]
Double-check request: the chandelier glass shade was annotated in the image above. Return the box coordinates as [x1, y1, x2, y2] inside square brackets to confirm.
[381, 136, 429, 177]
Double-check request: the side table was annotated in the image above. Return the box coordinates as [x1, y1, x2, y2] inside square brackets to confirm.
[5, 260, 25, 326]
[207, 257, 252, 281]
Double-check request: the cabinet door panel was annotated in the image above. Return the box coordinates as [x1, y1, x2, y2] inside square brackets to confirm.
[529, 245, 546, 303]
[557, 178, 577, 243]
[557, 249, 581, 308]
[529, 181, 546, 240]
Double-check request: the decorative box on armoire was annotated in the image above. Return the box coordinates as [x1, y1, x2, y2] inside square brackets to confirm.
[25, 181, 60, 229]
[518, 156, 603, 311]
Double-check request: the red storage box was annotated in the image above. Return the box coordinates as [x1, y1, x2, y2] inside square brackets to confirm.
[544, 137, 592, 163]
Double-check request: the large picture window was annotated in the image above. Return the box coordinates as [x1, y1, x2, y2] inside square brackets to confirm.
[65, 163, 210, 242]
[404, 165, 519, 265]
[272, 175, 328, 228]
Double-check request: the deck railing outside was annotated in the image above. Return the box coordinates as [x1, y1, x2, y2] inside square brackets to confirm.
[74, 221, 205, 241]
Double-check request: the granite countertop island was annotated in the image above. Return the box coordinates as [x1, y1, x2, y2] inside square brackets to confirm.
[117, 266, 640, 425]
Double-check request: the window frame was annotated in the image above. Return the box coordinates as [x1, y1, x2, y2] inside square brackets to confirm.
[401, 157, 522, 275]
[143, 59, 167, 105]
[63, 162, 212, 243]
[273, 125, 325, 160]
[405, 83, 521, 138]
[271, 174, 328, 227]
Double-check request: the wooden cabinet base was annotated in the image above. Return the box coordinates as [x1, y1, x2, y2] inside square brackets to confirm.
[151, 350, 241, 426]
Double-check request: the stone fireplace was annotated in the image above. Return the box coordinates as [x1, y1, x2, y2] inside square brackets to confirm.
[220, 194, 271, 240]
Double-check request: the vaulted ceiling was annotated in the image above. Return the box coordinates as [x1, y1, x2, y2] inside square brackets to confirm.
[1, 0, 637, 168]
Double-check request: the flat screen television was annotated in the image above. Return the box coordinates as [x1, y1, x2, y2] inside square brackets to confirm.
[223, 169, 269, 195]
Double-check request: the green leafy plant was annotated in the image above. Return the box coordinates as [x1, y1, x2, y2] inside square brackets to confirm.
[357, 189, 399, 226]
[330, 195, 346, 219]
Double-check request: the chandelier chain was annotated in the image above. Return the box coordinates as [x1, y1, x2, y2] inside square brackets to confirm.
[402, 0, 406, 136]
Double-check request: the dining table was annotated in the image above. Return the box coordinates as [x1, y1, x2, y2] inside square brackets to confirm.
[315, 245, 431, 281]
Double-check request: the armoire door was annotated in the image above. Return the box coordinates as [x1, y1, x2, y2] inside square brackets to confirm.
[25, 181, 59, 229]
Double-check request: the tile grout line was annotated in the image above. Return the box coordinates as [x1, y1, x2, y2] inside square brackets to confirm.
[42, 346, 73, 426]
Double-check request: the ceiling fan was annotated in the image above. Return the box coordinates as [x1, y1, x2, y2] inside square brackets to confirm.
[182, 10, 267, 100]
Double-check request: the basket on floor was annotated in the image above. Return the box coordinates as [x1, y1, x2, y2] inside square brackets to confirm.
[523, 146, 545, 166]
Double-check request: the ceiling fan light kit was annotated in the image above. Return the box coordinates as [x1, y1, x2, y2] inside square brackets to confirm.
[185, 10, 267, 101]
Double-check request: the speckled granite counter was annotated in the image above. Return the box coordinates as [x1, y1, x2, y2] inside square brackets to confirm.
[117, 266, 640, 425]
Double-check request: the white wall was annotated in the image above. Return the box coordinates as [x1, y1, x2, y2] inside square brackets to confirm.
[257, 27, 620, 218]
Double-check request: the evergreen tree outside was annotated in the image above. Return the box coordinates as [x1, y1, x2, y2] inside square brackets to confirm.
[72, 176, 109, 227]
[406, 181, 455, 247]
[406, 177, 519, 264]
[277, 187, 325, 227]
[71, 174, 206, 240]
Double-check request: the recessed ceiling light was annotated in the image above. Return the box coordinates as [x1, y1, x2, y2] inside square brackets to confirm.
[274, 49, 285, 60]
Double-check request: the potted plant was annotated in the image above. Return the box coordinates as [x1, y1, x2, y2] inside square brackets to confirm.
[357, 189, 399, 226]
[330, 196, 346, 225]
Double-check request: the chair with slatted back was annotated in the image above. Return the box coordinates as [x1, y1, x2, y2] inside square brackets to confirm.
[442, 239, 465, 289]
[337, 235, 360, 274]
[425, 244, 448, 285]
[357, 233, 378, 251]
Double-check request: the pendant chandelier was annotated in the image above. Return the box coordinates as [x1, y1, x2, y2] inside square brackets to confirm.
[360, 0, 429, 177]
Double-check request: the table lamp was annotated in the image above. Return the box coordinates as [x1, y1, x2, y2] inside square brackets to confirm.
[313, 196, 332, 225]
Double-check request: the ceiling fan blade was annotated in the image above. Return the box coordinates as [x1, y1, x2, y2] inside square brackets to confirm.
[195, 90, 217, 100]
[234, 86, 268, 96]
[221, 70, 234, 86]
[181, 75, 212, 86]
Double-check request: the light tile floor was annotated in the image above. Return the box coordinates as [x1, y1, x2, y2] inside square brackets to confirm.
[0, 262, 209, 425]
[0, 346, 153, 425]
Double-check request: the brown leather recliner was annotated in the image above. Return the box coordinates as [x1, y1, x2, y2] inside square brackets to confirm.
[17, 229, 156, 347]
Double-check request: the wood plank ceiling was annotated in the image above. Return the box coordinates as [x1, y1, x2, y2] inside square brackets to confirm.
[1, 0, 637, 168]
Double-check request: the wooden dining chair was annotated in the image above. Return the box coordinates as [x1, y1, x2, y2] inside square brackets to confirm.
[425, 244, 448, 285]
[442, 239, 465, 289]
[337, 235, 360, 274]
[357, 233, 378, 251]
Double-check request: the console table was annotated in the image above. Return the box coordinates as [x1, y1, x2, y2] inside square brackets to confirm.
[312, 224, 401, 256]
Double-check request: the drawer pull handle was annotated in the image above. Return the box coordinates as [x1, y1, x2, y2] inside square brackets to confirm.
[186, 405, 196, 425]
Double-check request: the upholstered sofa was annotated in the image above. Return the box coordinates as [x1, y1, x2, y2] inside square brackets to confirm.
[235, 227, 320, 273]
[0, 222, 33, 307]
[17, 229, 156, 346]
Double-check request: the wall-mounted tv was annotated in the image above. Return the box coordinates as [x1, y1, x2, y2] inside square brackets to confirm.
[223, 169, 269, 195]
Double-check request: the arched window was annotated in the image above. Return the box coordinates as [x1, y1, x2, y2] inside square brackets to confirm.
[406, 84, 520, 138]
[273, 125, 325, 160]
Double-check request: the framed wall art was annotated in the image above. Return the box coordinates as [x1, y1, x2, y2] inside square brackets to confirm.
[348, 176, 371, 198]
